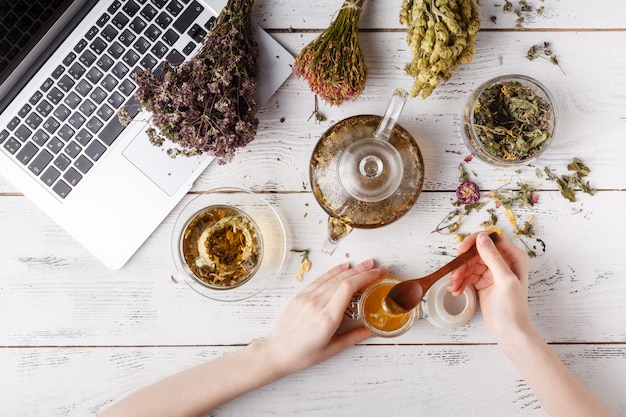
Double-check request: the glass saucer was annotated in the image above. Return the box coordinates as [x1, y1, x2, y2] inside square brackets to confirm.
[171, 188, 286, 301]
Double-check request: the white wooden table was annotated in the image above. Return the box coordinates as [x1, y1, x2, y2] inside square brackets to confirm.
[2, 1, 626, 416]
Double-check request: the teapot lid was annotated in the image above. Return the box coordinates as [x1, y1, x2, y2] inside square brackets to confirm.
[310, 115, 424, 228]
[338, 137, 404, 202]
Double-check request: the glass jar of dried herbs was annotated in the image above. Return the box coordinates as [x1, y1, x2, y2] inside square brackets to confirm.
[463, 75, 557, 166]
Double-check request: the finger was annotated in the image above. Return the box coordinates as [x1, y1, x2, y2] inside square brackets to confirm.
[306, 259, 376, 296]
[302, 262, 350, 294]
[326, 265, 387, 319]
[476, 232, 514, 282]
[449, 233, 484, 294]
[448, 263, 468, 293]
[448, 261, 484, 296]
[324, 327, 373, 359]
[343, 264, 387, 294]
[457, 232, 479, 254]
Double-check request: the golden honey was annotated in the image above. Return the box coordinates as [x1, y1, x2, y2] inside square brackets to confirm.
[359, 279, 414, 335]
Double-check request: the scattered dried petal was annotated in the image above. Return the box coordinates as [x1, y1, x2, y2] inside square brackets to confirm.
[296, 257, 312, 282]
[291, 248, 312, 282]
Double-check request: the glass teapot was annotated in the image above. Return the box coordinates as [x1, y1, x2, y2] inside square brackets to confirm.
[310, 89, 424, 254]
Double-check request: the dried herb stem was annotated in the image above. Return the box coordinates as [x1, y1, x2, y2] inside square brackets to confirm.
[527, 42, 566, 75]
[543, 158, 597, 202]
[400, 0, 480, 98]
[293, 0, 368, 106]
[132, 0, 259, 163]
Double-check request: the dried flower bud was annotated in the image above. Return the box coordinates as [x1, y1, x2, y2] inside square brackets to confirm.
[293, 0, 368, 106]
[456, 180, 481, 205]
[132, 0, 259, 163]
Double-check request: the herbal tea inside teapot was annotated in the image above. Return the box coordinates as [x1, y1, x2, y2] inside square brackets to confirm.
[310, 89, 424, 254]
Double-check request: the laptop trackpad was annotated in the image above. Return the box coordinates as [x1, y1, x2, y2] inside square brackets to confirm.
[122, 130, 212, 196]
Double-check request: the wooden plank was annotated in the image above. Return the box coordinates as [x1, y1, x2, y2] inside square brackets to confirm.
[3, 30, 624, 194]
[193, 30, 626, 192]
[255, 0, 626, 30]
[2, 344, 624, 416]
[1, 190, 624, 346]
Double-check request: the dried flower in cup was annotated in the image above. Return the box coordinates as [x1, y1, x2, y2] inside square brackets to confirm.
[293, 0, 368, 106]
[132, 0, 259, 163]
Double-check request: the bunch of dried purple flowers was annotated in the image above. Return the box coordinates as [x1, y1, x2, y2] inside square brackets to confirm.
[293, 0, 368, 106]
[132, 0, 259, 163]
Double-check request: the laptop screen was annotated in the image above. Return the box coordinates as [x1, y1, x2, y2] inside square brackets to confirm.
[0, 0, 89, 112]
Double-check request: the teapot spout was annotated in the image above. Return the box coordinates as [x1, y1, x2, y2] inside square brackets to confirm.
[374, 89, 408, 141]
[321, 217, 354, 255]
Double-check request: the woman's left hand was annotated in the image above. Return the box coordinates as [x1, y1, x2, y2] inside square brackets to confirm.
[260, 259, 387, 376]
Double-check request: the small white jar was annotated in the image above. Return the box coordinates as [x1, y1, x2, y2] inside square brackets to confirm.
[419, 277, 477, 329]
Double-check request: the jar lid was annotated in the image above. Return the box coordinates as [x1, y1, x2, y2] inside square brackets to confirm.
[338, 138, 404, 203]
[421, 277, 477, 329]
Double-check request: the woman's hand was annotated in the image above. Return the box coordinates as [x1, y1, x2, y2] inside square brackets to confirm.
[448, 232, 531, 343]
[259, 259, 387, 377]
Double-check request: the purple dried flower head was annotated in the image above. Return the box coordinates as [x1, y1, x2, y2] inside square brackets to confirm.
[456, 180, 481, 205]
[130, 0, 259, 163]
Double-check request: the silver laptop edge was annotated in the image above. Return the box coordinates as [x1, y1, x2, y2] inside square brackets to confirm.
[0, 0, 293, 269]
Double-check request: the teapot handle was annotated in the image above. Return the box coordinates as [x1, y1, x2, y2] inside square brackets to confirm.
[374, 88, 408, 141]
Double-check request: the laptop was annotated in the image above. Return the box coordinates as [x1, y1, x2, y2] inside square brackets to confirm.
[0, 0, 293, 269]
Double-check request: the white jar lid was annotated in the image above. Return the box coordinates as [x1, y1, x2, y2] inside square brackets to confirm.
[422, 277, 477, 329]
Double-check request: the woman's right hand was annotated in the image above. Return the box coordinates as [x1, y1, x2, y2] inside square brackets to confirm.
[448, 232, 532, 344]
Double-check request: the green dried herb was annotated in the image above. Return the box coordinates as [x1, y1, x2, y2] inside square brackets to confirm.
[518, 0, 532, 12]
[501, 0, 546, 29]
[307, 96, 327, 124]
[544, 158, 596, 202]
[291, 248, 310, 262]
[472, 80, 554, 161]
[567, 157, 591, 176]
[527, 42, 565, 75]
[490, 180, 539, 210]
[400, 0, 480, 98]
[480, 208, 498, 229]
[458, 162, 470, 182]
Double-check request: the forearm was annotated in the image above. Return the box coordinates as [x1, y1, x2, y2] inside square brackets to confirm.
[98, 340, 283, 417]
[500, 329, 613, 417]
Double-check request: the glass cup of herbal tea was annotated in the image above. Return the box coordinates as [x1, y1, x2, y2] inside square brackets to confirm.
[171, 188, 286, 301]
[463, 74, 558, 166]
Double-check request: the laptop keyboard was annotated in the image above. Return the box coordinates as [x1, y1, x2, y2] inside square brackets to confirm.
[0, 0, 68, 75]
[0, 0, 216, 199]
